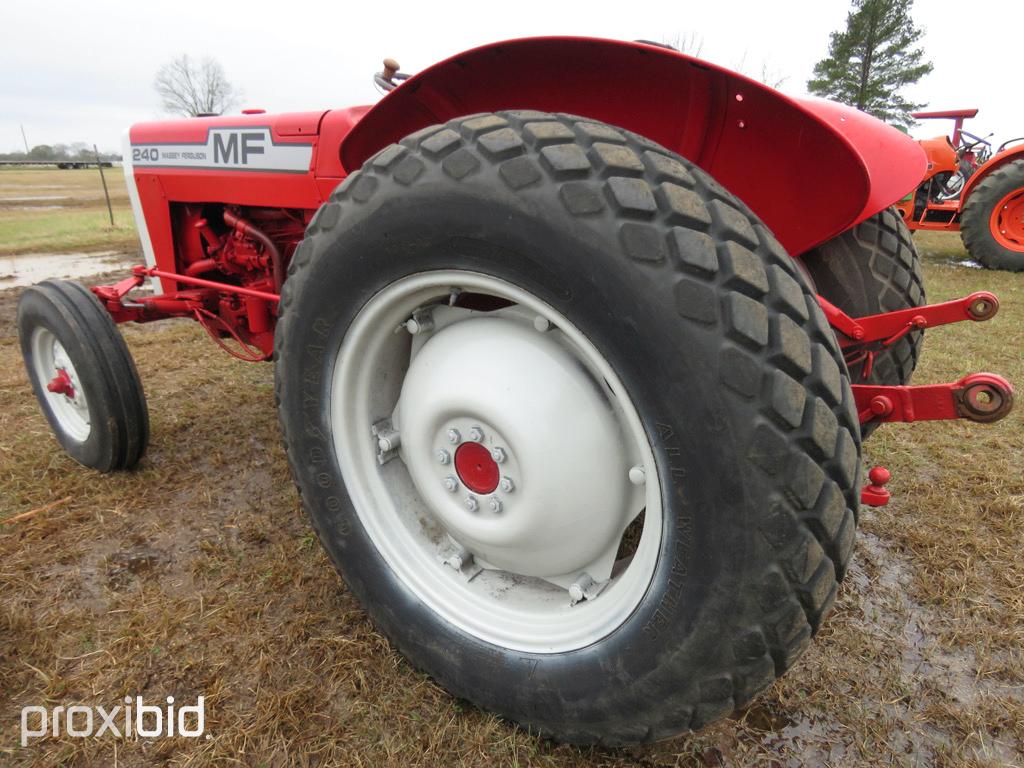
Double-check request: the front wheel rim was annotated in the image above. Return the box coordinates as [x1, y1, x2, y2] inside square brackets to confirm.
[330, 271, 664, 654]
[990, 188, 1024, 251]
[30, 326, 91, 442]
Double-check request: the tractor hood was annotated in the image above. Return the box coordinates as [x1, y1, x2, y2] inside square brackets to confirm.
[127, 111, 326, 173]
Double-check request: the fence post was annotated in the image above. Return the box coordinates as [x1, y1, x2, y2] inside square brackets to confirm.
[93, 144, 114, 226]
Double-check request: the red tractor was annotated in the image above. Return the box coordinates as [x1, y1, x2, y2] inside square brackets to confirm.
[15, 38, 1015, 744]
[898, 108, 1024, 270]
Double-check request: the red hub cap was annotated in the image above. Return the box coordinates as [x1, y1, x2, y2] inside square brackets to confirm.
[990, 188, 1024, 251]
[47, 369, 75, 398]
[454, 442, 500, 494]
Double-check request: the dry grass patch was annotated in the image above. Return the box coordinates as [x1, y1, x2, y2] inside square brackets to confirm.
[0, 231, 1021, 766]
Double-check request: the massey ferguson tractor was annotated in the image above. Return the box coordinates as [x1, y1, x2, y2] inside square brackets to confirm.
[898, 108, 1024, 270]
[16, 38, 1015, 744]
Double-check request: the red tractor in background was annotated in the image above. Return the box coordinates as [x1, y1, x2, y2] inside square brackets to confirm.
[898, 108, 1024, 270]
[15, 38, 1016, 744]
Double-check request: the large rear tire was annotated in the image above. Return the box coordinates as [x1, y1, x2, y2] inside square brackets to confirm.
[17, 279, 149, 471]
[961, 159, 1024, 271]
[801, 208, 924, 438]
[275, 112, 862, 744]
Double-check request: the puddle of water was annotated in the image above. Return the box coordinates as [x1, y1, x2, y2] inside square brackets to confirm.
[0, 195, 71, 202]
[951, 259, 982, 269]
[0, 251, 133, 289]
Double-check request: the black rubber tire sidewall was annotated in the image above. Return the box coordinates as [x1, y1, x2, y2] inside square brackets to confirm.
[800, 208, 925, 438]
[961, 159, 1024, 271]
[276, 113, 862, 743]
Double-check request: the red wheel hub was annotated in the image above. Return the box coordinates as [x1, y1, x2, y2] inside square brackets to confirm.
[47, 368, 75, 399]
[990, 188, 1024, 251]
[454, 442, 500, 494]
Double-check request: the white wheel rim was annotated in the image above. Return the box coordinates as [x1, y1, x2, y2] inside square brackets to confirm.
[331, 271, 663, 653]
[31, 326, 91, 442]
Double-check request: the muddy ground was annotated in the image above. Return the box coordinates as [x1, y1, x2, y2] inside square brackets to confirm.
[0, 234, 1022, 767]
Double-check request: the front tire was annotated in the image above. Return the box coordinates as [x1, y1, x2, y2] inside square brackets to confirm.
[18, 279, 149, 471]
[961, 159, 1024, 271]
[275, 112, 862, 743]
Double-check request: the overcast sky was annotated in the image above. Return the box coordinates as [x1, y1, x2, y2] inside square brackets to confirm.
[2, 0, 1019, 154]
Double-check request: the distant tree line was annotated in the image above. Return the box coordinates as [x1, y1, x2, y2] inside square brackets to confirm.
[0, 142, 120, 162]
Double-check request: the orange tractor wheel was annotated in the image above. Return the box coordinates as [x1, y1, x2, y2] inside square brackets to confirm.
[961, 159, 1024, 271]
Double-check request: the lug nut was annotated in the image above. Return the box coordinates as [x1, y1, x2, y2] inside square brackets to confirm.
[446, 428, 461, 444]
[376, 428, 401, 453]
[465, 496, 479, 512]
[437, 449, 450, 465]
[405, 310, 435, 335]
[500, 477, 515, 493]
[489, 498, 503, 513]
[490, 447, 506, 464]
[445, 546, 472, 571]
[628, 466, 646, 486]
[533, 315, 550, 332]
[568, 573, 596, 605]
[468, 426, 484, 442]
[443, 476, 459, 492]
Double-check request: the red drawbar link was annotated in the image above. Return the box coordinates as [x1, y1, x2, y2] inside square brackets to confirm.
[853, 373, 1014, 426]
[818, 291, 999, 347]
[861, 466, 891, 507]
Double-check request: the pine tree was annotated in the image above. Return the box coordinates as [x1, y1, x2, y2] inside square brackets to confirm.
[808, 0, 933, 128]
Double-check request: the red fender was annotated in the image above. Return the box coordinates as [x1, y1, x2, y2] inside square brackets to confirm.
[960, 144, 1024, 206]
[341, 37, 926, 255]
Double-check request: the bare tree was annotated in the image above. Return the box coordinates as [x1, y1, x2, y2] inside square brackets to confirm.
[759, 62, 789, 90]
[662, 31, 704, 57]
[154, 55, 238, 117]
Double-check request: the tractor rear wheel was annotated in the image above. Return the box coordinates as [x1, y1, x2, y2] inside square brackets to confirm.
[17, 279, 149, 471]
[275, 112, 862, 744]
[801, 208, 925, 437]
[961, 159, 1024, 271]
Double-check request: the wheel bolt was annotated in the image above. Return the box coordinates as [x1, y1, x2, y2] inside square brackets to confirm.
[437, 449, 450, 465]
[533, 315, 550, 332]
[465, 496, 479, 512]
[489, 498, 502, 513]
[443, 476, 458, 492]
[469, 426, 484, 442]
[376, 428, 401, 453]
[500, 477, 515, 493]
[569, 573, 596, 605]
[490, 447, 506, 464]
[446, 428, 461, 444]
[628, 466, 646, 486]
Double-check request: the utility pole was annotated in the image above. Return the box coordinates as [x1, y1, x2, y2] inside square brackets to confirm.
[94, 144, 114, 226]
[20, 125, 30, 154]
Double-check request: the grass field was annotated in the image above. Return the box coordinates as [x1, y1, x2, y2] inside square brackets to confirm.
[0, 168, 136, 255]
[0, 167, 1021, 766]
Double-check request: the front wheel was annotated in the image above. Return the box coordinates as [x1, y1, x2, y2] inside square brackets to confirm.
[17, 280, 149, 471]
[961, 159, 1024, 271]
[275, 112, 862, 743]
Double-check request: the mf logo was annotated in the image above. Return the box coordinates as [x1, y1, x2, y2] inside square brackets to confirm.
[213, 131, 265, 165]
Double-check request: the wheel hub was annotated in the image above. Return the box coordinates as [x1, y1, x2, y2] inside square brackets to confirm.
[31, 328, 91, 442]
[454, 441, 499, 494]
[992, 188, 1024, 251]
[47, 369, 76, 399]
[395, 314, 636, 581]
